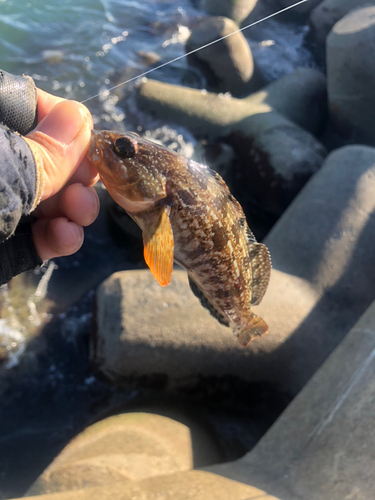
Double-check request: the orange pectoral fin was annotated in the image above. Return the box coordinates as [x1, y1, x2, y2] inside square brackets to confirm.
[143, 207, 174, 287]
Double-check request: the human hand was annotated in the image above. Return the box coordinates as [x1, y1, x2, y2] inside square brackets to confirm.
[25, 90, 99, 261]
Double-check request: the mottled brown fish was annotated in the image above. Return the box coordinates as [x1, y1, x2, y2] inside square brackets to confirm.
[89, 130, 271, 346]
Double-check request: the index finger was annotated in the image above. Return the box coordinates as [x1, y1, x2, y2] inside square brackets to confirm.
[37, 88, 65, 122]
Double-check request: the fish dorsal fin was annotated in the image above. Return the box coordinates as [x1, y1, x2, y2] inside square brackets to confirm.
[246, 225, 256, 243]
[188, 274, 229, 327]
[248, 243, 271, 306]
[211, 170, 230, 192]
[143, 206, 174, 287]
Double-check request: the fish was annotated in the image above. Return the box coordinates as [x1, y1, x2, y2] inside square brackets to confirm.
[89, 130, 271, 346]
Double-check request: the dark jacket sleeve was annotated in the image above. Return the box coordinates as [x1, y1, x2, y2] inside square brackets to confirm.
[0, 75, 43, 285]
[0, 125, 37, 240]
[0, 124, 42, 284]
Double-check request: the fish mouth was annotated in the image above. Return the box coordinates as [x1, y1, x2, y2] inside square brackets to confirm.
[89, 130, 103, 164]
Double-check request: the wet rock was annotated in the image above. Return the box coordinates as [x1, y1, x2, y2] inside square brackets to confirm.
[327, 6, 375, 146]
[186, 17, 264, 97]
[309, 0, 375, 46]
[137, 67, 327, 139]
[222, 111, 326, 216]
[199, 0, 258, 24]
[209, 299, 375, 500]
[19, 470, 280, 500]
[27, 412, 219, 495]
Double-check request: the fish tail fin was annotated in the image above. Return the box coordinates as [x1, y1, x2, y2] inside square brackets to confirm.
[235, 313, 268, 347]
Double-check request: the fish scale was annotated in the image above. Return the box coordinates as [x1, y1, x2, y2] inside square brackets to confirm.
[89, 130, 271, 346]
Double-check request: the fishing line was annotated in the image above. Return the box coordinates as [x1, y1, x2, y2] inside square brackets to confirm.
[81, 0, 309, 104]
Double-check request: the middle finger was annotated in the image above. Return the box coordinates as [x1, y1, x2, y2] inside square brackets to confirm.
[33, 183, 100, 227]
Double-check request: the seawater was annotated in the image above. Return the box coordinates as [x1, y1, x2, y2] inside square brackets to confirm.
[0, 0, 315, 132]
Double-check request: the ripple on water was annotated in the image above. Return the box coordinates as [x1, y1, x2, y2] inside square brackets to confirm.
[0, 320, 26, 369]
[0, 262, 57, 370]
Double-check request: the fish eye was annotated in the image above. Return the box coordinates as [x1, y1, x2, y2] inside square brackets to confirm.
[113, 137, 137, 158]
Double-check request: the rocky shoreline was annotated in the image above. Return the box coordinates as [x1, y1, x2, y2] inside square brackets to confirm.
[93, 0, 375, 396]
[10, 1, 375, 499]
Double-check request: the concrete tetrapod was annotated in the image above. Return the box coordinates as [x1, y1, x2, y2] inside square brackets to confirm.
[11, 470, 281, 500]
[92, 146, 375, 395]
[137, 67, 327, 137]
[257, 145, 375, 394]
[137, 74, 327, 216]
[207, 299, 375, 499]
[186, 16, 264, 97]
[26, 413, 220, 495]
[327, 6, 375, 146]
[199, 0, 258, 24]
[91, 146, 375, 398]
[309, 0, 375, 45]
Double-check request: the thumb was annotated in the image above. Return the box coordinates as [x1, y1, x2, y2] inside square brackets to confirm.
[24, 100, 93, 206]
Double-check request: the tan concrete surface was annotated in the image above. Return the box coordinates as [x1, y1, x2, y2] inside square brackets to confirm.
[12, 470, 281, 500]
[26, 413, 219, 495]
[208, 299, 375, 499]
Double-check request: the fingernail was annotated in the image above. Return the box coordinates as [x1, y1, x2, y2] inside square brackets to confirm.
[87, 187, 100, 221]
[78, 186, 100, 224]
[36, 101, 88, 145]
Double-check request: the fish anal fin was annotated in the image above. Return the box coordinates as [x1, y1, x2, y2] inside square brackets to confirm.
[236, 314, 268, 347]
[188, 274, 229, 327]
[248, 243, 271, 306]
[143, 206, 174, 287]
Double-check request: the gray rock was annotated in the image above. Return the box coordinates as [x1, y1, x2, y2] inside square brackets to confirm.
[327, 6, 375, 146]
[186, 17, 264, 97]
[222, 110, 326, 216]
[137, 67, 327, 139]
[27, 412, 220, 495]
[209, 299, 375, 500]
[199, 0, 258, 24]
[309, 0, 375, 45]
